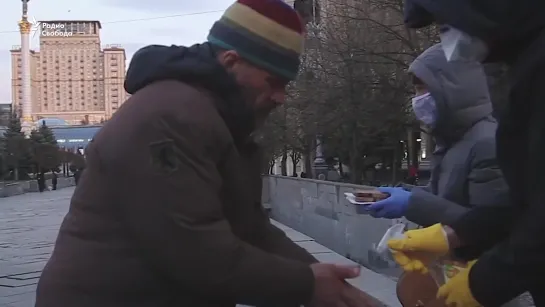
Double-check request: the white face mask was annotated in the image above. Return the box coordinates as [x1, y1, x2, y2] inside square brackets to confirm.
[412, 93, 437, 127]
[439, 25, 489, 62]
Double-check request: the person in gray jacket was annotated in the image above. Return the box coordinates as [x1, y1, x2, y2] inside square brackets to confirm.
[367, 45, 533, 306]
[366, 43, 509, 226]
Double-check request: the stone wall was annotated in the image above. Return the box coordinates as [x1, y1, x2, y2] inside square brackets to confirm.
[263, 175, 416, 277]
[0, 177, 75, 197]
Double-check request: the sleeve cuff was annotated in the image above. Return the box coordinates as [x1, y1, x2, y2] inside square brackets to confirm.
[468, 255, 525, 306]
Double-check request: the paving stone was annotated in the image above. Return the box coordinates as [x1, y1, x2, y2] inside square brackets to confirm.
[0, 188, 73, 307]
[0, 186, 401, 307]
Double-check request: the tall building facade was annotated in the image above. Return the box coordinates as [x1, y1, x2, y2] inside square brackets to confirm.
[11, 20, 128, 125]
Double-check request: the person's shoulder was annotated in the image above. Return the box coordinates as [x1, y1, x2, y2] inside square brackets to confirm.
[128, 80, 221, 122]
[469, 136, 498, 165]
[460, 118, 497, 150]
[109, 80, 229, 142]
[91, 81, 232, 165]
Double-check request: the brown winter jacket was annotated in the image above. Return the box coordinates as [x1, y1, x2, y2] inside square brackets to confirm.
[35, 44, 317, 307]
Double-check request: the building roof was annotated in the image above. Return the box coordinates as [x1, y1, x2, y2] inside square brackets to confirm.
[39, 20, 102, 28]
[103, 44, 126, 56]
[0, 124, 101, 148]
[51, 125, 102, 148]
[35, 117, 68, 126]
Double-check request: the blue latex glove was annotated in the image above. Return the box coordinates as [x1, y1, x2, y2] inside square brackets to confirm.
[367, 187, 410, 218]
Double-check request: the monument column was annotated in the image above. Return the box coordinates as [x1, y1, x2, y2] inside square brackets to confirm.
[313, 135, 328, 179]
[18, 0, 33, 133]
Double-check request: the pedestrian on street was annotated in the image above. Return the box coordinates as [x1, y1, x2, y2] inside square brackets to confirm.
[37, 172, 45, 192]
[73, 168, 81, 185]
[35, 1, 375, 307]
[380, 0, 545, 306]
[51, 172, 57, 190]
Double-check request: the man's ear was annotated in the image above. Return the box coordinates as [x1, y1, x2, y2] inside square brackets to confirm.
[217, 50, 240, 70]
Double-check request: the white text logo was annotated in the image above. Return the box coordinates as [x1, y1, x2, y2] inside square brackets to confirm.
[30, 18, 74, 38]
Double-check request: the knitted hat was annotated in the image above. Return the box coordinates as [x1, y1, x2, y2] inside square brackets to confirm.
[207, 0, 305, 81]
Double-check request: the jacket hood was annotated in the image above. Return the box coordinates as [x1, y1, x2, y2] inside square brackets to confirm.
[409, 44, 494, 143]
[404, 0, 545, 61]
[124, 43, 255, 145]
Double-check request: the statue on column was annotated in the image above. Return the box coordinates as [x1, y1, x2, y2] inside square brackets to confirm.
[22, 0, 29, 17]
[18, 0, 31, 34]
[313, 135, 328, 179]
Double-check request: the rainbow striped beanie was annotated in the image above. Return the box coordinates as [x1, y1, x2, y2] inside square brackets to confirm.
[207, 0, 305, 81]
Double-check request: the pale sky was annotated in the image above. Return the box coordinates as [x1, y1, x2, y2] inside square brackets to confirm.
[0, 0, 235, 103]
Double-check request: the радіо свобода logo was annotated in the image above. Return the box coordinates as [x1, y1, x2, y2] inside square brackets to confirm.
[30, 17, 73, 38]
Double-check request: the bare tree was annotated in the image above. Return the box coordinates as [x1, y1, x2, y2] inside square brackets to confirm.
[260, 0, 440, 183]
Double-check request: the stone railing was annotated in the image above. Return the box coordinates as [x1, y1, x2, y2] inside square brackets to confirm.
[263, 175, 417, 278]
[0, 177, 75, 197]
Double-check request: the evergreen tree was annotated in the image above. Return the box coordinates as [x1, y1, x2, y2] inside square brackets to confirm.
[30, 129, 45, 144]
[31, 121, 60, 174]
[38, 120, 57, 145]
[2, 112, 31, 180]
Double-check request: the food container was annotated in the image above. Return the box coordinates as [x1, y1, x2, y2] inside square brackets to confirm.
[375, 223, 406, 255]
[396, 260, 468, 306]
[344, 190, 389, 214]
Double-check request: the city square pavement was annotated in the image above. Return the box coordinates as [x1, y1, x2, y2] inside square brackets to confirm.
[0, 187, 400, 307]
[0, 187, 73, 307]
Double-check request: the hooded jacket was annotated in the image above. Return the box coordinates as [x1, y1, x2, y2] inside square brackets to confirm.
[35, 43, 317, 307]
[404, 1, 545, 305]
[405, 44, 509, 229]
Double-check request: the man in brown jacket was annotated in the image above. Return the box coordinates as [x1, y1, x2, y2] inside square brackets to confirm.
[35, 0, 375, 306]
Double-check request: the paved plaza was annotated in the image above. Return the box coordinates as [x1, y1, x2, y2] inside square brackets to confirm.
[0, 188, 73, 306]
[0, 187, 399, 307]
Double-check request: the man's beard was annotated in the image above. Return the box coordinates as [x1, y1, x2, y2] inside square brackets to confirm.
[254, 106, 276, 128]
[239, 84, 276, 127]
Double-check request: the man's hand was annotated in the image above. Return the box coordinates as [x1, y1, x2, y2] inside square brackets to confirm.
[437, 260, 481, 307]
[308, 263, 362, 306]
[387, 223, 449, 273]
